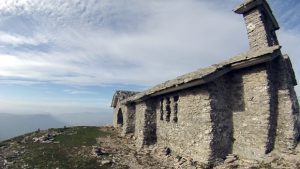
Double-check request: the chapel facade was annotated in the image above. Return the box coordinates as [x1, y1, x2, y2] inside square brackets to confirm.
[111, 0, 300, 165]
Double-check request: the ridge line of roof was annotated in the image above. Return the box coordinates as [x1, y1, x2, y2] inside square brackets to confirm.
[121, 45, 281, 104]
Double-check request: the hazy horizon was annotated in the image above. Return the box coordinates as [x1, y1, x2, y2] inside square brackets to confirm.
[0, 111, 112, 141]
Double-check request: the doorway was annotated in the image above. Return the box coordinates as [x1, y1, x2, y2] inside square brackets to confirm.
[117, 108, 123, 127]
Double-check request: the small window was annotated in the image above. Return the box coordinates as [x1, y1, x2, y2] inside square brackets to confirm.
[160, 99, 164, 120]
[173, 96, 179, 122]
[165, 97, 171, 122]
[160, 95, 179, 123]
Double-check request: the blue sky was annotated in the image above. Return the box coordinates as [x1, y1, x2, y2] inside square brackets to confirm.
[0, 0, 299, 115]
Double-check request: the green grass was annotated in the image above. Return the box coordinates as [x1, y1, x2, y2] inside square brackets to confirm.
[5, 126, 114, 169]
[22, 143, 101, 169]
[55, 126, 108, 146]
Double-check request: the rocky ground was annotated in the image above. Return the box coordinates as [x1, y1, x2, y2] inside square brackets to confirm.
[0, 126, 299, 169]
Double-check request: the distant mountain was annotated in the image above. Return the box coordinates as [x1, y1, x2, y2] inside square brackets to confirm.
[0, 113, 66, 141]
[0, 112, 112, 141]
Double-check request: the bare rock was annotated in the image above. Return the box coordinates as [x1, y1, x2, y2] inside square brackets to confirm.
[101, 160, 112, 165]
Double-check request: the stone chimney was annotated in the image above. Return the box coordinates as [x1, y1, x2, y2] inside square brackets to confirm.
[234, 0, 280, 50]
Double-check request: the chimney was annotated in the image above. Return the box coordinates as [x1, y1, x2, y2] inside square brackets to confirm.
[234, 0, 280, 50]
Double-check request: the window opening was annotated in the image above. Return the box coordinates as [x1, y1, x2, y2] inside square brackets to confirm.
[166, 97, 171, 122]
[160, 99, 164, 120]
[173, 96, 179, 122]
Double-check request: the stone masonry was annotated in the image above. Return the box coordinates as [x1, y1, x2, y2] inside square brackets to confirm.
[111, 91, 139, 136]
[111, 0, 300, 166]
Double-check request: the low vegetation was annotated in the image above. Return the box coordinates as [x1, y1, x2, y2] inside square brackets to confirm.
[0, 126, 114, 169]
[1, 126, 299, 169]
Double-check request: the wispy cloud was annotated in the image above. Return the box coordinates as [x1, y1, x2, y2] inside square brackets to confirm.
[271, 0, 300, 31]
[0, 0, 299, 101]
[63, 89, 96, 95]
[0, 31, 48, 46]
[0, 0, 300, 113]
[0, 0, 250, 86]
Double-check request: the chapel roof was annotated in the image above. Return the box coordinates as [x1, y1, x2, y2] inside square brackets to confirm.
[122, 45, 285, 104]
[111, 90, 140, 107]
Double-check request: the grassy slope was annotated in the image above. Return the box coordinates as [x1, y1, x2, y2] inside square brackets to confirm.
[1, 126, 114, 169]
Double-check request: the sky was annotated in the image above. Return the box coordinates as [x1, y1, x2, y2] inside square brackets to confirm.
[0, 0, 299, 115]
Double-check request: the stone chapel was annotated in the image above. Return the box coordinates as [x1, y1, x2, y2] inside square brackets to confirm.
[111, 0, 299, 165]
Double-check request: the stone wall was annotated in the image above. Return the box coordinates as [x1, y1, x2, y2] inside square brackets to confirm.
[122, 57, 299, 163]
[143, 100, 157, 146]
[134, 100, 157, 148]
[265, 61, 278, 154]
[243, 8, 278, 50]
[240, 0, 299, 156]
[113, 101, 123, 128]
[275, 56, 300, 153]
[134, 102, 145, 148]
[230, 64, 271, 160]
[113, 0, 300, 165]
[208, 76, 233, 162]
[156, 86, 213, 164]
[133, 60, 300, 163]
[122, 104, 136, 136]
[113, 101, 136, 136]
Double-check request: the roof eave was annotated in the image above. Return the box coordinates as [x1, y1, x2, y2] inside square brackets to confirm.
[111, 94, 118, 108]
[122, 49, 281, 105]
[283, 54, 298, 86]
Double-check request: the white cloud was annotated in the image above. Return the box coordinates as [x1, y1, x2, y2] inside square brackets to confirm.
[0, 0, 298, 89]
[0, 0, 249, 86]
[0, 31, 48, 46]
[0, 0, 299, 117]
